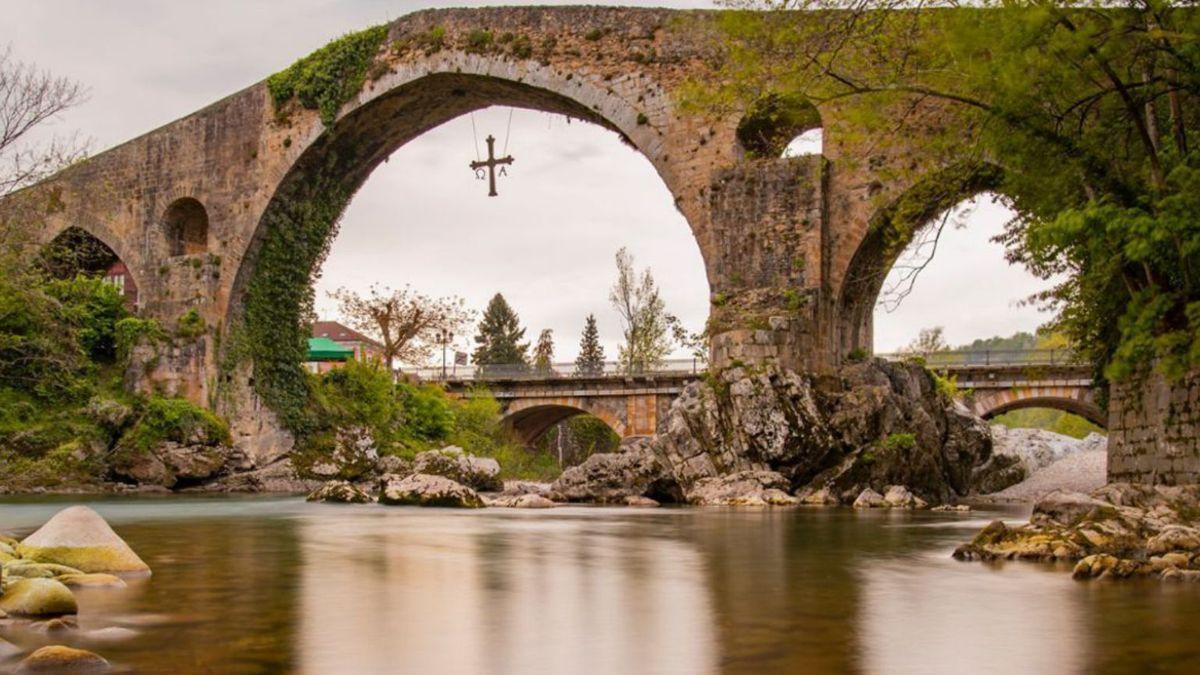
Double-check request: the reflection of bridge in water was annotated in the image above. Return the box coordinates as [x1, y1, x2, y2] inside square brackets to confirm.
[405, 350, 1099, 445]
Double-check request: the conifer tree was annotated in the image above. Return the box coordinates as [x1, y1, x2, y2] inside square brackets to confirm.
[574, 314, 606, 376]
[472, 293, 528, 372]
[533, 329, 555, 374]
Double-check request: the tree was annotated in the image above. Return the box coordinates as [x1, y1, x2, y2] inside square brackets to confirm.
[472, 293, 528, 371]
[533, 329, 555, 375]
[609, 248, 675, 373]
[329, 284, 470, 369]
[901, 326, 949, 358]
[697, 3, 1200, 384]
[574, 314, 606, 375]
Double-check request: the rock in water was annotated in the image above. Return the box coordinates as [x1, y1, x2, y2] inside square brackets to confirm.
[687, 471, 796, 506]
[306, 480, 372, 504]
[16, 645, 109, 673]
[0, 579, 78, 616]
[379, 474, 484, 508]
[551, 439, 675, 504]
[488, 493, 556, 509]
[852, 488, 886, 508]
[17, 506, 150, 575]
[412, 447, 503, 492]
[57, 574, 127, 589]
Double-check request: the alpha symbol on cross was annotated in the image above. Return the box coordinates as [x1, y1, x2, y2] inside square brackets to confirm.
[469, 135, 514, 197]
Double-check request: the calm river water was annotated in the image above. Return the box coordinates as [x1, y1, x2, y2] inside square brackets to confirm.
[0, 496, 1197, 674]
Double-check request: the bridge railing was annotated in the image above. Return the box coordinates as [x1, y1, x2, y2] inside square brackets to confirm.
[399, 358, 705, 383]
[876, 349, 1084, 368]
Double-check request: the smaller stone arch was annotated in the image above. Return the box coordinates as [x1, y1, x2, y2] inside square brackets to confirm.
[970, 386, 1106, 428]
[163, 197, 209, 256]
[501, 398, 626, 447]
[736, 93, 823, 158]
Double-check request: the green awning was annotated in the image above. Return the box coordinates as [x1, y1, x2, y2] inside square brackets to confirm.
[307, 337, 354, 361]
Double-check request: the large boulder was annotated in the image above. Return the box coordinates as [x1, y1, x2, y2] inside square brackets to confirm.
[0, 578, 78, 616]
[552, 438, 678, 503]
[412, 447, 502, 492]
[379, 474, 484, 508]
[16, 645, 109, 673]
[200, 458, 321, 493]
[110, 443, 229, 489]
[17, 506, 150, 575]
[306, 480, 372, 504]
[650, 361, 993, 506]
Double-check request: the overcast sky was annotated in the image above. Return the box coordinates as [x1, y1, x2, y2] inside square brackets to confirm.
[6, 0, 1057, 362]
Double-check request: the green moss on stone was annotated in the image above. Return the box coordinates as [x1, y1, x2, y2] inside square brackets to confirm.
[267, 25, 390, 126]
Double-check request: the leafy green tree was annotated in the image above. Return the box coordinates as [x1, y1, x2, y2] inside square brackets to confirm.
[609, 248, 674, 373]
[574, 314, 606, 375]
[472, 293, 528, 371]
[533, 329, 554, 374]
[698, 2, 1200, 384]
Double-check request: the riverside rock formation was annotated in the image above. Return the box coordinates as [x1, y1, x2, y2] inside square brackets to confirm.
[553, 361, 995, 505]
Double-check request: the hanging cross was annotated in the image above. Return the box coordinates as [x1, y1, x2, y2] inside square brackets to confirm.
[469, 135, 514, 197]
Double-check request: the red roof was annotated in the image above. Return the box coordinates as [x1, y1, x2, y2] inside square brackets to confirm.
[312, 320, 383, 349]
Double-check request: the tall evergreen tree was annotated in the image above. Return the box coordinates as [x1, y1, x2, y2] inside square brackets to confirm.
[574, 314, 606, 376]
[472, 293, 528, 371]
[533, 329, 555, 374]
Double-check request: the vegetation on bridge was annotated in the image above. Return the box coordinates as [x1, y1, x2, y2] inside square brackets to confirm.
[697, 2, 1200, 386]
[267, 24, 390, 125]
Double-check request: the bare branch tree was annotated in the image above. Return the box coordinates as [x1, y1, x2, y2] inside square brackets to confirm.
[330, 284, 472, 370]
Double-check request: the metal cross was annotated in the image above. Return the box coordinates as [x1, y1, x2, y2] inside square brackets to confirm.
[469, 135, 514, 197]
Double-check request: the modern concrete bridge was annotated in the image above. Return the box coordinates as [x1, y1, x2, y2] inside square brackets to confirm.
[421, 351, 1100, 444]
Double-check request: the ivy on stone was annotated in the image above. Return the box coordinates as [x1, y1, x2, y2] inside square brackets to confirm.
[267, 24, 390, 126]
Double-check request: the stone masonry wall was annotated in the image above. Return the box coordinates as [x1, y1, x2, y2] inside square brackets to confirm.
[1108, 370, 1200, 485]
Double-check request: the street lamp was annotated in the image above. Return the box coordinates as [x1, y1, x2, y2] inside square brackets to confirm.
[439, 329, 453, 380]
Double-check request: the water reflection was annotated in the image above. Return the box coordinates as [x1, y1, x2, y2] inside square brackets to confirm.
[0, 498, 1198, 674]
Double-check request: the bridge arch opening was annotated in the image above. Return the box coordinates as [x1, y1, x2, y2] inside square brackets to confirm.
[39, 226, 139, 310]
[979, 397, 1106, 430]
[736, 93, 823, 158]
[164, 197, 210, 256]
[228, 67, 709, 427]
[501, 403, 624, 449]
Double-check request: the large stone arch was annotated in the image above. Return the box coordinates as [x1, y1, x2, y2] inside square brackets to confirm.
[500, 398, 627, 447]
[834, 162, 1006, 357]
[970, 386, 1106, 428]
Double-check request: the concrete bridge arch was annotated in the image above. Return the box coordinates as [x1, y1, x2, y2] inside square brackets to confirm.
[969, 385, 1106, 428]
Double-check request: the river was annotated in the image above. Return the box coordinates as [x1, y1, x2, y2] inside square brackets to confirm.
[0, 497, 1197, 674]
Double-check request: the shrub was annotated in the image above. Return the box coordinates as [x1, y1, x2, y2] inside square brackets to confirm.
[307, 358, 402, 449]
[881, 432, 917, 453]
[932, 372, 959, 400]
[122, 396, 231, 452]
[267, 25, 389, 125]
[114, 317, 167, 361]
[43, 275, 128, 363]
[396, 381, 455, 444]
[176, 309, 206, 339]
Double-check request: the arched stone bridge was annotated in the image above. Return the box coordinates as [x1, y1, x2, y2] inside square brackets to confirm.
[4, 6, 1181, 483]
[445, 371, 698, 446]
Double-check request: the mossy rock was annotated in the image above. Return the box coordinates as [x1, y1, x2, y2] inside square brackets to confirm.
[0, 578, 78, 617]
[17, 506, 150, 575]
[15, 645, 108, 673]
[57, 573, 127, 589]
[4, 562, 85, 579]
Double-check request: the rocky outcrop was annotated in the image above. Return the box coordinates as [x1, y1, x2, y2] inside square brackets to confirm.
[378, 473, 485, 508]
[954, 483, 1200, 581]
[413, 447, 503, 492]
[648, 361, 993, 506]
[17, 506, 150, 575]
[199, 458, 320, 494]
[488, 493, 556, 508]
[306, 480, 372, 504]
[551, 438, 677, 504]
[110, 442, 229, 489]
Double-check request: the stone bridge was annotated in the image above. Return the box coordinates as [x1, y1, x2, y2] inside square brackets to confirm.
[3, 6, 1188, 483]
[444, 370, 698, 446]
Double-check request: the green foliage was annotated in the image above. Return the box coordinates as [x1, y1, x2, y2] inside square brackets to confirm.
[121, 396, 231, 453]
[636, 112, 649, 126]
[585, 28, 605, 41]
[395, 380, 455, 444]
[412, 26, 446, 55]
[306, 358, 403, 450]
[992, 408, 1102, 439]
[510, 35, 534, 59]
[574, 314, 606, 375]
[846, 347, 868, 363]
[176, 309, 206, 339]
[114, 317, 166, 361]
[881, 432, 916, 453]
[932, 372, 958, 400]
[536, 414, 620, 467]
[533, 329, 555, 374]
[466, 29, 493, 54]
[472, 293, 529, 370]
[267, 25, 389, 125]
[42, 276, 127, 363]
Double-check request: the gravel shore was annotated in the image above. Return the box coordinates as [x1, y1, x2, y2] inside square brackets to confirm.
[981, 426, 1108, 503]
